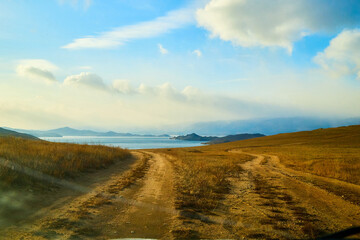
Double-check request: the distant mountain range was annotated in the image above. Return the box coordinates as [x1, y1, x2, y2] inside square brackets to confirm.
[3, 117, 360, 140]
[187, 117, 360, 136]
[0, 127, 38, 140]
[4, 127, 170, 138]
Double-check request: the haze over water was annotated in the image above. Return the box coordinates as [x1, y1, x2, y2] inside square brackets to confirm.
[40, 136, 205, 149]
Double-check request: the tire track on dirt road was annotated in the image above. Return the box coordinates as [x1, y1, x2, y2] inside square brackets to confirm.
[224, 149, 360, 239]
[1, 151, 177, 240]
[103, 151, 177, 239]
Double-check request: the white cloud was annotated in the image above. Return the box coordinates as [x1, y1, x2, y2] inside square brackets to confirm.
[157, 82, 182, 99]
[158, 44, 169, 54]
[16, 59, 58, 83]
[196, 0, 360, 53]
[112, 79, 134, 94]
[64, 72, 107, 90]
[138, 83, 154, 95]
[314, 29, 360, 79]
[192, 49, 202, 57]
[63, 7, 195, 49]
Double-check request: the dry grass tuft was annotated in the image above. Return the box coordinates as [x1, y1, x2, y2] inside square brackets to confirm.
[156, 148, 253, 212]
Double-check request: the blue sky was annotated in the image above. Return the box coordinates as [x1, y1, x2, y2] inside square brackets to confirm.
[1, 0, 360, 131]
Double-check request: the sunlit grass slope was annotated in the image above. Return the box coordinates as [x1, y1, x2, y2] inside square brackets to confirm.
[208, 125, 360, 185]
[0, 137, 131, 187]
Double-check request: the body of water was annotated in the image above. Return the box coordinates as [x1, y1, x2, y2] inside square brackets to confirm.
[40, 136, 205, 149]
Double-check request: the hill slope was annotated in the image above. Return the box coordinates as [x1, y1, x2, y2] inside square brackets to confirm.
[0, 128, 38, 140]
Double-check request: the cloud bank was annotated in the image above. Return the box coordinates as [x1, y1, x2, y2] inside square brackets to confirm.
[196, 0, 360, 52]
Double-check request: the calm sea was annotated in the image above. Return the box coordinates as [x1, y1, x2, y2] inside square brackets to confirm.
[40, 136, 205, 149]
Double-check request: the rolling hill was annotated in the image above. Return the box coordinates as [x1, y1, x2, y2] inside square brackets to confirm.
[0, 128, 38, 140]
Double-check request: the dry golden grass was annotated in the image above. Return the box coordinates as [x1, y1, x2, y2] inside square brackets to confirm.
[0, 137, 131, 188]
[155, 148, 253, 212]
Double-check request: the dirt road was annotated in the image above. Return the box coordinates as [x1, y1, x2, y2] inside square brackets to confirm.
[1, 149, 359, 239]
[1, 151, 177, 240]
[219, 150, 360, 239]
[100, 151, 176, 239]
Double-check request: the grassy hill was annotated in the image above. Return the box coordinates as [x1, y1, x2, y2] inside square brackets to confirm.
[0, 128, 38, 140]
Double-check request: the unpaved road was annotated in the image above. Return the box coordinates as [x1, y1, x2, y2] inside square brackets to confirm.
[218, 150, 360, 239]
[1, 150, 360, 239]
[0, 151, 177, 240]
[101, 151, 176, 239]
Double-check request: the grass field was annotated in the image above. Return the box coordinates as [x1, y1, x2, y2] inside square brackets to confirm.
[0, 136, 131, 188]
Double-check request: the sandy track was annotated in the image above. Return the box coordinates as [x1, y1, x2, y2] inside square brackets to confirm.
[102, 151, 176, 239]
[223, 150, 360, 239]
[1, 151, 176, 240]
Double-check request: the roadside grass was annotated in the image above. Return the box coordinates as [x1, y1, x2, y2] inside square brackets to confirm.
[0, 136, 131, 188]
[42, 153, 151, 239]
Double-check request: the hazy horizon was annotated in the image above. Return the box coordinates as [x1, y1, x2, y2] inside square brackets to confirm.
[3, 116, 360, 137]
[1, 0, 360, 131]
